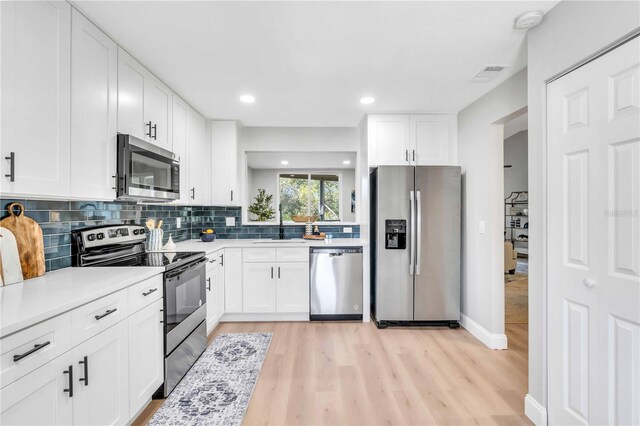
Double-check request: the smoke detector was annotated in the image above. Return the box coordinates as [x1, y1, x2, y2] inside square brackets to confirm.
[514, 10, 544, 29]
[470, 65, 509, 83]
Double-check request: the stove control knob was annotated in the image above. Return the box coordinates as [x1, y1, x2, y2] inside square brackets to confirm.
[139, 229, 145, 234]
[87, 233, 96, 242]
[133, 229, 140, 235]
[96, 233, 105, 240]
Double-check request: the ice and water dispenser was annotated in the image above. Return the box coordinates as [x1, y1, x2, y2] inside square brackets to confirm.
[385, 219, 406, 249]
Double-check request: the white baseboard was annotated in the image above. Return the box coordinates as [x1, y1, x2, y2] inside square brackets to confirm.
[221, 312, 309, 322]
[459, 313, 508, 350]
[524, 394, 548, 425]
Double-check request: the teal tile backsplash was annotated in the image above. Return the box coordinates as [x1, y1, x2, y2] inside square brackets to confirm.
[0, 199, 359, 273]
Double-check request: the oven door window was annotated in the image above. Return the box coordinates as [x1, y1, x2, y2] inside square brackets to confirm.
[130, 151, 174, 192]
[165, 265, 206, 333]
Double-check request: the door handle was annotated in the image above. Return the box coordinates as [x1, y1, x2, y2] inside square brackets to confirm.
[416, 190, 422, 275]
[582, 278, 596, 289]
[207, 277, 211, 291]
[152, 124, 157, 140]
[271, 267, 274, 279]
[142, 288, 157, 296]
[5, 152, 15, 182]
[13, 341, 50, 362]
[405, 150, 409, 162]
[412, 150, 415, 162]
[94, 308, 117, 320]
[191, 187, 195, 200]
[278, 267, 281, 279]
[409, 190, 415, 275]
[146, 121, 152, 138]
[220, 254, 224, 266]
[79, 356, 89, 386]
[231, 190, 234, 202]
[63, 365, 73, 397]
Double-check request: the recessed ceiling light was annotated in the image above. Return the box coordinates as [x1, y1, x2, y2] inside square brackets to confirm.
[514, 10, 544, 29]
[239, 94, 255, 104]
[343, 160, 351, 165]
[281, 160, 289, 165]
[360, 96, 375, 105]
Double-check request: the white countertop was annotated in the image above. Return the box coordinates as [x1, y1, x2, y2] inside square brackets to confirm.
[170, 238, 368, 254]
[0, 267, 163, 338]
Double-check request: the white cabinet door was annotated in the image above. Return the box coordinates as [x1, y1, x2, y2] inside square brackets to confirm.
[217, 251, 226, 321]
[206, 260, 220, 333]
[70, 9, 118, 200]
[368, 115, 411, 167]
[210, 121, 239, 205]
[172, 95, 191, 204]
[0, 351, 73, 426]
[410, 115, 457, 166]
[242, 263, 276, 313]
[72, 320, 129, 426]
[128, 299, 163, 417]
[276, 262, 310, 313]
[0, 1, 71, 198]
[188, 108, 210, 204]
[117, 48, 146, 141]
[224, 249, 243, 313]
[144, 75, 173, 151]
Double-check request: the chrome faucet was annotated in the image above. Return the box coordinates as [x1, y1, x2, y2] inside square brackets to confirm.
[279, 204, 285, 240]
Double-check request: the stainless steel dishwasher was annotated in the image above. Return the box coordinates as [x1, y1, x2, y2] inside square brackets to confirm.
[310, 247, 363, 320]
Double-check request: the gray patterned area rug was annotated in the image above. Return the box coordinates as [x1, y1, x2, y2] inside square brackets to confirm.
[149, 333, 272, 426]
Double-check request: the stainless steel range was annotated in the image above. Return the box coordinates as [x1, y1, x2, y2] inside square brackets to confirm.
[71, 224, 207, 397]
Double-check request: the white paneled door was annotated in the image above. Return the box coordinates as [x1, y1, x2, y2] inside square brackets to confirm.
[547, 37, 640, 425]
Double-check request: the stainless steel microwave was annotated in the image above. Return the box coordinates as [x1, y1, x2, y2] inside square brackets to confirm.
[116, 134, 180, 202]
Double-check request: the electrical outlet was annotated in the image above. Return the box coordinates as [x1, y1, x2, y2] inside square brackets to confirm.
[176, 217, 181, 228]
[225, 217, 235, 227]
[343, 227, 353, 234]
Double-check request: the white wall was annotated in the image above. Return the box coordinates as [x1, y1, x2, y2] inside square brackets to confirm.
[457, 68, 527, 346]
[241, 127, 359, 152]
[527, 1, 640, 420]
[504, 130, 528, 198]
[246, 168, 356, 222]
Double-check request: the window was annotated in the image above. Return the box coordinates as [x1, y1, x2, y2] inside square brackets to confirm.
[279, 173, 341, 222]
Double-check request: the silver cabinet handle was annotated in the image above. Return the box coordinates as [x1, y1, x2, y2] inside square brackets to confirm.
[152, 123, 157, 140]
[412, 150, 415, 162]
[231, 190, 234, 202]
[409, 190, 415, 275]
[191, 187, 195, 200]
[271, 267, 274, 279]
[416, 190, 422, 275]
[405, 150, 409, 162]
[146, 121, 152, 138]
[5, 152, 15, 182]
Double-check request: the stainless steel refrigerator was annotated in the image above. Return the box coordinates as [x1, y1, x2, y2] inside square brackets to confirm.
[370, 166, 461, 328]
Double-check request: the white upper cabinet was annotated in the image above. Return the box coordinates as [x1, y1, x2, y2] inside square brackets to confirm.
[210, 121, 240, 206]
[368, 114, 457, 167]
[410, 115, 457, 165]
[172, 95, 191, 204]
[117, 48, 173, 151]
[0, 1, 71, 198]
[368, 115, 411, 166]
[188, 108, 210, 204]
[70, 9, 118, 200]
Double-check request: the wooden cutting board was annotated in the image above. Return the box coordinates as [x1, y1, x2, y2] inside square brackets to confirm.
[0, 203, 45, 280]
[0, 227, 24, 285]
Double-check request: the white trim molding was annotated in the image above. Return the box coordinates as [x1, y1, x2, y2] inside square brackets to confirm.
[524, 394, 548, 425]
[460, 313, 508, 350]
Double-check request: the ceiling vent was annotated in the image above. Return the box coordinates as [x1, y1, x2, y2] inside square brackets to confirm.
[470, 65, 509, 83]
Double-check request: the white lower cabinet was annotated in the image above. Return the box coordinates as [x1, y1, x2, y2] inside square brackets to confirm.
[0, 351, 73, 425]
[206, 255, 223, 333]
[72, 320, 129, 426]
[224, 249, 243, 313]
[243, 263, 277, 313]
[276, 262, 310, 313]
[128, 299, 163, 417]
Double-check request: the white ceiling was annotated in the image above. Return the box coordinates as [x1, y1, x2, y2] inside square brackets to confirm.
[74, 1, 558, 127]
[504, 112, 528, 139]
[247, 151, 357, 170]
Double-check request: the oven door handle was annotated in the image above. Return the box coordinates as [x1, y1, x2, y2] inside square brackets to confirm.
[164, 258, 207, 278]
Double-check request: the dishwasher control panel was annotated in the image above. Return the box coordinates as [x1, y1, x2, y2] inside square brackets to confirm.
[385, 219, 406, 249]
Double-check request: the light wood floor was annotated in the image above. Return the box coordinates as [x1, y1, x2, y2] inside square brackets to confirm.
[134, 322, 530, 426]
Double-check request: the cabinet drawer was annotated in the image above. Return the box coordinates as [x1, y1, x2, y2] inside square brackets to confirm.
[71, 289, 128, 346]
[243, 248, 276, 263]
[128, 275, 163, 314]
[276, 248, 309, 262]
[205, 253, 219, 272]
[0, 312, 72, 389]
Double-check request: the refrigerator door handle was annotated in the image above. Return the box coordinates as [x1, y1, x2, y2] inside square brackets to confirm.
[416, 190, 422, 275]
[409, 190, 415, 275]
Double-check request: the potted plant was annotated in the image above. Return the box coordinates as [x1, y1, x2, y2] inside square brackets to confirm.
[248, 189, 276, 221]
